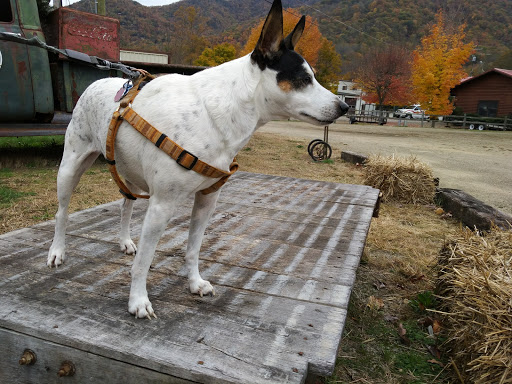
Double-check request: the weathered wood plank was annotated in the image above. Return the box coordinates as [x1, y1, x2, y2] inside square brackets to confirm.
[1, 328, 196, 384]
[0, 172, 379, 383]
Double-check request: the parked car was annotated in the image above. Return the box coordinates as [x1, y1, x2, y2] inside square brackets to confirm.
[393, 104, 429, 119]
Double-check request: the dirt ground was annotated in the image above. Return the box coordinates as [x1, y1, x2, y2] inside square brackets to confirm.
[260, 119, 512, 215]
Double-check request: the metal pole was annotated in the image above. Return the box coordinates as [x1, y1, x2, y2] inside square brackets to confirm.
[97, 0, 106, 15]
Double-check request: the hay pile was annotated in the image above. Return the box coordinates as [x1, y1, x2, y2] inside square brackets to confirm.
[363, 154, 436, 204]
[437, 227, 512, 384]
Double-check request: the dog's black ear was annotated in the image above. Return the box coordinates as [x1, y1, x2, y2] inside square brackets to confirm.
[284, 15, 306, 51]
[252, 0, 283, 67]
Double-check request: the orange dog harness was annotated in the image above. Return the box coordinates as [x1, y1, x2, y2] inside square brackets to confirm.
[106, 72, 238, 200]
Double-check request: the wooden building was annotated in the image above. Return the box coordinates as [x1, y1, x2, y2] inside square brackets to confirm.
[451, 68, 512, 117]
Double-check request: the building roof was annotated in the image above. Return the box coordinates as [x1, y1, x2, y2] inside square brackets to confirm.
[456, 68, 512, 87]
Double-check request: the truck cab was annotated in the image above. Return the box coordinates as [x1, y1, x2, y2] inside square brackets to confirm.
[0, 0, 120, 128]
[0, 0, 54, 122]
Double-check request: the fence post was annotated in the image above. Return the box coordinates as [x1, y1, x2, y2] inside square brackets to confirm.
[504, 115, 508, 130]
[421, 112, 424, 127]
[463, 113, 467, 129]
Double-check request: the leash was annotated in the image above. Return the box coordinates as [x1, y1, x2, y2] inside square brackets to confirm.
[0, 32, 143, 78]
[106, 72, 239, 199]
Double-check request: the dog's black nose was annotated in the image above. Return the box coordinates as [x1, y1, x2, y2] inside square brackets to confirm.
[338, 100, 349, 116]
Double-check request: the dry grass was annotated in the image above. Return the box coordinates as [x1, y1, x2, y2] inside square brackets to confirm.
[363, 154, 437, 205]
[1, 130, 465, 383]
[236, 132, 364, 184]
[0, 164, 120, 234]
[437, 227, 512, 384]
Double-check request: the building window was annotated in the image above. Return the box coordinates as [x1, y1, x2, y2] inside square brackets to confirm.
[477, 100, 498, 117]
[0, 2, 13, 23]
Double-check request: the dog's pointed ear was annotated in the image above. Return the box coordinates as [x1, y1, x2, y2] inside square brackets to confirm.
[253, 0, 283, 60]
[284, 15, 306, 51]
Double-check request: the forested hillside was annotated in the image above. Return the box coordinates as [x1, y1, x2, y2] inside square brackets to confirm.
[70, 0, 512, 74]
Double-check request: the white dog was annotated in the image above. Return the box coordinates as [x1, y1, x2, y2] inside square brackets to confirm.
[47, 0, 348, 318]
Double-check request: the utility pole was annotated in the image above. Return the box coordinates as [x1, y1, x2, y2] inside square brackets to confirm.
[97, 0, 106, 15]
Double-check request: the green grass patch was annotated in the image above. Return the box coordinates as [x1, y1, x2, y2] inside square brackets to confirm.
[0, 185, 35, 206]
[0, 135, 65, 149]
[0, 168, 14, 177]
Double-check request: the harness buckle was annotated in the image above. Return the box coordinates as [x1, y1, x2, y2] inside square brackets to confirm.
[176, 149, 198, 170]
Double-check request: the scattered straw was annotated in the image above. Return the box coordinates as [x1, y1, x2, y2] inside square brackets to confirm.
[436, 227, 512, 384]
[363, 154, 436, 204]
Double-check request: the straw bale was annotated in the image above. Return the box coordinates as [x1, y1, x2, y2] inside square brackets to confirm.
[436, 227, 512, 384]
[363, 154, 436, 204]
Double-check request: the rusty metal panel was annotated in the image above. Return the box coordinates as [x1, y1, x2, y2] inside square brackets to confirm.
[0, 0, 54, 122]
[0, 36, 34, 122]
[16, 0, 55, 118]
[55, 60, 118, 113]
[48, 7, 120, 61]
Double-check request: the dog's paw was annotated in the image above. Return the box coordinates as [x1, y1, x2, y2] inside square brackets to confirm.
[47, 247, 65, 268]
[119, 239, 137, 255]
[128, 295, 157, 319]
[189, 278, 215, 297]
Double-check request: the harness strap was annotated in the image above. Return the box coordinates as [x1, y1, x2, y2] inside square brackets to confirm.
[106, 74, 238, 199]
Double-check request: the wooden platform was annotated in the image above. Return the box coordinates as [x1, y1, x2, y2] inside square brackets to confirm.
[0, 172, 379, 383]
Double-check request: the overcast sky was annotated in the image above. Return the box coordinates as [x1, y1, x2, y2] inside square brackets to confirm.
[55, 0, 182, 6]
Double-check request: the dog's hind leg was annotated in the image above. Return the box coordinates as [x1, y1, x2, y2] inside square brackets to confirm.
[129, 197, 179, 318]
[118, 180, 139, 255]
[185, 190, 221, 297]
[47, 142, 100, 267]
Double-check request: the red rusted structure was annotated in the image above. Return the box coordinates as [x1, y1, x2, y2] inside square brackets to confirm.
[45, 7, 120, 61]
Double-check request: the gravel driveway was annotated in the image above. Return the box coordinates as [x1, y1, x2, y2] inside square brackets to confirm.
[260, 120, 512, 215]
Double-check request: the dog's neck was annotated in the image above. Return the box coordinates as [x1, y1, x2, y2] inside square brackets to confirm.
[192, 55, 277, 158]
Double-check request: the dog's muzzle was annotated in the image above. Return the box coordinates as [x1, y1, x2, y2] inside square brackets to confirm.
[338, 100, 349, 117]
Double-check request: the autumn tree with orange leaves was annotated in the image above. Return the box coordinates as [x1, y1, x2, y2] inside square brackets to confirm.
[412, 11, 474, 115]
[240, 9, 341, 91]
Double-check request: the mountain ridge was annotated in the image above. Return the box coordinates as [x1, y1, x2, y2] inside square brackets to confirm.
[71, 0, 512, 73]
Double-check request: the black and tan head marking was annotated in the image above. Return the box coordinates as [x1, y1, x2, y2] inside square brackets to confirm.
[251, 0, 312, 92]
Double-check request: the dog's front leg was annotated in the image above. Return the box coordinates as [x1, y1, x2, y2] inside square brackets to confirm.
[185, 190, 221, 297]
[119, 197, 137, 255]
[129, 198, 175, 319]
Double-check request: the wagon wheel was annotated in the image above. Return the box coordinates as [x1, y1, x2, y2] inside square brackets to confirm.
[478, 124, 485, 131]
[309, 140, 332, 161]
[308, 139, 323, 155]
[469, 124, 475, 130]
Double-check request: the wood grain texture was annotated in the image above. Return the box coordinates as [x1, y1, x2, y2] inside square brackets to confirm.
[0, 172, 379, 383]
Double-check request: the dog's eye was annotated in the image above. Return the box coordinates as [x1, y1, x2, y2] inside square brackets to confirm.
[299, 75, 312, 87]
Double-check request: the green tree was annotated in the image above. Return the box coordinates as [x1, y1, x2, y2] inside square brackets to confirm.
[315, 38, 342, 92]
[493, 49, 512, 69]
[167, 6, 208, 65]
[194, 43, 237, 67]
